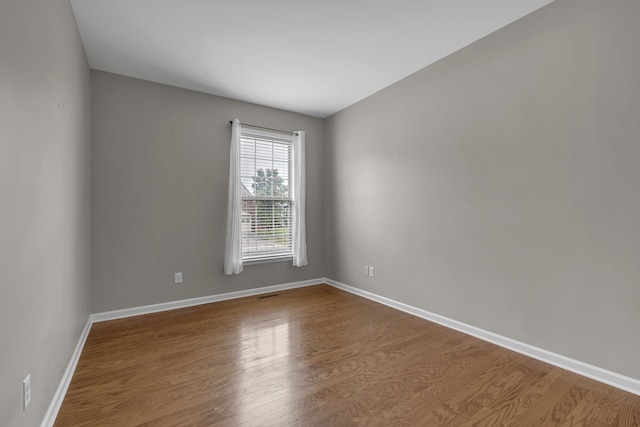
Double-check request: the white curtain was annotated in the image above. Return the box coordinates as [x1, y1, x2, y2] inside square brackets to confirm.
[292, 131, 308, 267]
[224, 119, 243, 275]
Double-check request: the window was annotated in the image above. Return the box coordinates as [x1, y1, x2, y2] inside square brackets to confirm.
[225, 120, 307, 274]
[240, 127, 294, 262]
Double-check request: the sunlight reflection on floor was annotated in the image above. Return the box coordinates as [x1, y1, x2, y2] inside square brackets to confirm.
[236, 317, 295, 424]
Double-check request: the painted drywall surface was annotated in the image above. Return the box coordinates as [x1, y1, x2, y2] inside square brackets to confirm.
[91, 71, 325, 312]
[0, 0, 92, 425]
[325, 0, 640, 379]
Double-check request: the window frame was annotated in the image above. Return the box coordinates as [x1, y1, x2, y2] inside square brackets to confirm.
[239, 126, 295, 264]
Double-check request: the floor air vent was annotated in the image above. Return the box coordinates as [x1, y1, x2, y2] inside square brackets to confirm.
[258, 294, 280, 299]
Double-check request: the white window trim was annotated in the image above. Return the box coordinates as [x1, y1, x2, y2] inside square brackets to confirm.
[240, 127, 294, 263]
[224, 119, 307, 274]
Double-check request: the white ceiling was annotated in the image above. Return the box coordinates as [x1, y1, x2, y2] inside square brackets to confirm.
[70, 0, 555, 118]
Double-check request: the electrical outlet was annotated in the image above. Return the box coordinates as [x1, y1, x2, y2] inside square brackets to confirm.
[174, 272, 183, 284]
[23, 374, 31, 410]
[364, 265, 369, 276]
[369, 267, 375, 277]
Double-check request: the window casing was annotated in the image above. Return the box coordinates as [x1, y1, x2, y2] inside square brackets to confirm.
[239, 127, 294, 262]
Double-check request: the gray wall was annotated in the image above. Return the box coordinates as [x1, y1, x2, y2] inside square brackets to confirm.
[91, 71, 325, 313]
[0, 0, 91, 425]
[325, 0, 640, 379]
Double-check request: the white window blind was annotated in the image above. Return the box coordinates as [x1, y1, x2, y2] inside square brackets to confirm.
[239, 127, 294, 262]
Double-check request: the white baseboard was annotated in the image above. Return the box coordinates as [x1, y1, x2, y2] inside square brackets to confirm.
[325, 278, 640, 397]
[40, 317, 93, 427]
[91, 278, 323, 322]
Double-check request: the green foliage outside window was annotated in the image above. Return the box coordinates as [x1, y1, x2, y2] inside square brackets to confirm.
[251, 169, 290, 231]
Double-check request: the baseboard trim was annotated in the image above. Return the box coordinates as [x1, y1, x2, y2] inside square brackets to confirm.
[324, 278, 640, 397]
[40, 317, 93, 427]
[91, 278, 323, 322]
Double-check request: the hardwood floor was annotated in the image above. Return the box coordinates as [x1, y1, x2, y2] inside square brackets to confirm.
[55, 284, 640, 426]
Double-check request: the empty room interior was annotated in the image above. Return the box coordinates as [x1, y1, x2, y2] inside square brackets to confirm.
[2, 0, 640, 425]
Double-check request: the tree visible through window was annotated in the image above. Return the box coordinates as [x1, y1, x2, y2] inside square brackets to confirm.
[240, 128, 294, 261]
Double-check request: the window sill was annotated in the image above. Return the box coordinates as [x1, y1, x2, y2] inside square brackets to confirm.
[243, 256, 293, 266]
